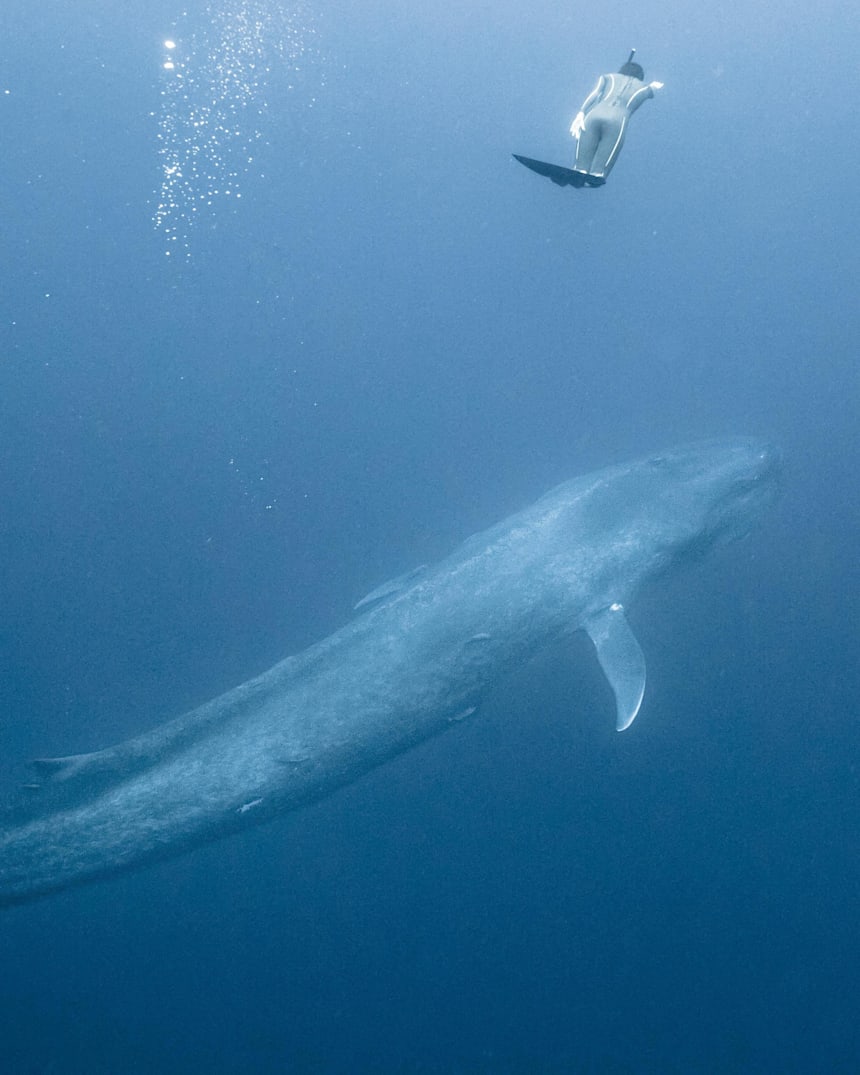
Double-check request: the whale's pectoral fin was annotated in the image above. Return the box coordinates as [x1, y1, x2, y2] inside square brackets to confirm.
[584, 604, 646, 731]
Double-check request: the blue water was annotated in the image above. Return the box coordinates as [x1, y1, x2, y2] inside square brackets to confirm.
[1, 0, 857, 1071]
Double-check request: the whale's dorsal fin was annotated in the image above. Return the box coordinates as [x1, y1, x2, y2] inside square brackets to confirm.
[584, 603, 646, 731]
[354, 565, 427, 611]
[0, 750, 125, 822]
[30, 753, 96, 784]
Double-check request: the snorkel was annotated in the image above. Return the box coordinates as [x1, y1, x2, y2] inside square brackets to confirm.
[618, 49, 645, 80]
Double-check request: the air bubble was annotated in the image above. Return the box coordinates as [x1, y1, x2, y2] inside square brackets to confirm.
[153, 1, 319, 258]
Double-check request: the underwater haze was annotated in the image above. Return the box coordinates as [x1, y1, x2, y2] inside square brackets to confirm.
[0, 0, 857, 1071]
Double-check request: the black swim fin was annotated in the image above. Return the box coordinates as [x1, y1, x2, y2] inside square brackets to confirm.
[512, 154, 586, 188]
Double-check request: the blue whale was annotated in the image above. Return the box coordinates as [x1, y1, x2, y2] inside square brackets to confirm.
[0, 439, 779, 907]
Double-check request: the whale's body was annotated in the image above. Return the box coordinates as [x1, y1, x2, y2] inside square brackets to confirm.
[0, 440, 779, 907]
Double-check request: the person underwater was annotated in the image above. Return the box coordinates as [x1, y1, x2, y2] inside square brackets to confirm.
[570, 51, 663, 185]
[513, 50, 663, 189]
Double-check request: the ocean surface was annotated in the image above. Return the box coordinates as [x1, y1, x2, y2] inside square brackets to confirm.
[0, 0, 857, 1071]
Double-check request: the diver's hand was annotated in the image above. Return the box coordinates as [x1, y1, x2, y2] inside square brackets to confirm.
[570, 111, 586, 138]
[649, 81, 664, 90]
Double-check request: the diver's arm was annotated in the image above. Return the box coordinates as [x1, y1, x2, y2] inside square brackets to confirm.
[626, 80, 663, 114]
[570, 75, 605, 137]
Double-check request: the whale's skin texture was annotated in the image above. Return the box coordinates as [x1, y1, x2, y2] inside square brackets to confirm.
[0, 439, 779, 907]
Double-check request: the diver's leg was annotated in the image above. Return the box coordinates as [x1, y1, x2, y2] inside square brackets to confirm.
[575, 118, 600, 174]
[590, 115, 626, 180]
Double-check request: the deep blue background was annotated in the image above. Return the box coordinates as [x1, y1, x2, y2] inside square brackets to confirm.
[0, 0, 857, 1071]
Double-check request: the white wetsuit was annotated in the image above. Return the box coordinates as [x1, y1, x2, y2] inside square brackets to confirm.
[574, 72, 655, 181]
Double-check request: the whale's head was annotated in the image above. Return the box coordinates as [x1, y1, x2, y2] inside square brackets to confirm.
[542, 438, 781, 598]
[607, 438, 782, 572]
[514, 437, 781, 619]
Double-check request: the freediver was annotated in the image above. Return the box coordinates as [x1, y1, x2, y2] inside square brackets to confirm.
[513, 50, 663, 188]
[570, 50, 663, 185]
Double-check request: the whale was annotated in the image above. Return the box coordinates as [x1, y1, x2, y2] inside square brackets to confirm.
[0, 439, 779, 907]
